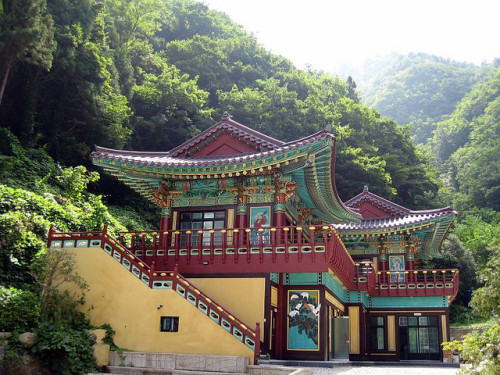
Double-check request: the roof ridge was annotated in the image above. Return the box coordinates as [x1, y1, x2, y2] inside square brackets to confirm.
[167, 117, 285, 157]
[344, 189, 410, 216]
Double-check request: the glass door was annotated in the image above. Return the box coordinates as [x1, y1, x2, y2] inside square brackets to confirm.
[399, 316, 440, 360]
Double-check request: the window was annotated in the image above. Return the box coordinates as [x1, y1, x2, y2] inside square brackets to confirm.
[160, 316, 179, 332]
[370, 316, 385, 350]
[407, 315, 439, 354]
[179, 211, 225, 246]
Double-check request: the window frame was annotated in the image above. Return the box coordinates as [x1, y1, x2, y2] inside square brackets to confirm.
[160, 316, 179, 332]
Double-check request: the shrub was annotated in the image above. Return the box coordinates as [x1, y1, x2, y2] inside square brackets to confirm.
[32, 322, 97, 375]
[0, 287, 40, 332]
[443, 323, 500, 374]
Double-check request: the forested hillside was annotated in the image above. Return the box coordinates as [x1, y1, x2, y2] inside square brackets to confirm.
[0, 0, 438, 207]
[350, 53, 492, 144]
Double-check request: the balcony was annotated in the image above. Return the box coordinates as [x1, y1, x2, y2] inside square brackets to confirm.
[117, 224, 356, 284]
[47, 225, 458, 300]
[354, 264, 459, 301]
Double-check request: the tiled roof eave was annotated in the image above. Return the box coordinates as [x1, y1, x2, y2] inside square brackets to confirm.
[334, 211, 456, 233]
[91, 132, 335, 172]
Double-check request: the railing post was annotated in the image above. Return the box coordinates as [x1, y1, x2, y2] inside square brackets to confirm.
[322, 226, 329, 262]
[170, 231, 178, 265]
[209, 230, 215, 264]
[258, 228, 264, 263]
[297, 227, 303, 262]
[197, 230, 203, 264]
[48, 225, 55, 247]
[245, 229, 251, 263]
[221, 230, 227, 264]
[283, 227, 290, 262]
[310, 226, 316, 262]
[254, 322, 261, 365]
[233, 229, 239, 264]
[186, 231, 192, 265]
[101, 225, 108, 243]
[355, 263, 360, 289]
[271, 228, 277, 263]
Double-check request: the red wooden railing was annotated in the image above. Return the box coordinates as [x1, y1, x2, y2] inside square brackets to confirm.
[47, 225, 459, 302]
[117, 225, 359, 285]
[372, 269, 459, 301]
[47, 226, 261, 363]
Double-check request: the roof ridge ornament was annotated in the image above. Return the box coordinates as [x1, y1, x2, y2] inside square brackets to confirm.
[222, 111, 232, 120]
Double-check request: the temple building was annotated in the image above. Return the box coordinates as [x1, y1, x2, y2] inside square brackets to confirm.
[48, 116, 458, 364]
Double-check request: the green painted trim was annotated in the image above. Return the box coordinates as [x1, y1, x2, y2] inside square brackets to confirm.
[370, 296, 449, 308]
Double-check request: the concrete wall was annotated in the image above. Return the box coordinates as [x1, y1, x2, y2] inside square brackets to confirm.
[189, 277, 265, 336]
[65, 247, 254, 361]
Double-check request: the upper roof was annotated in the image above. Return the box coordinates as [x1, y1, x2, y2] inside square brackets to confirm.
[91, 127, 334, 169]
[91, 116, 361, 223]
[336, 187, 457, 258]
[338, 185, 456, 230]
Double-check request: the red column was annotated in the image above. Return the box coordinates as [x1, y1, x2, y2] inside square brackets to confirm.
[406, 251, 415, 282]
[275, 273, 284, 358]
[160, 207, 172, 248]
[236, 191, 248, 244]
[379, 252, 388, 283]
[274, 191, 286, 244]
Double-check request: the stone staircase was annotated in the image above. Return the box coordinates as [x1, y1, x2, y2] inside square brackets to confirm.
[107, 351, 249, 375]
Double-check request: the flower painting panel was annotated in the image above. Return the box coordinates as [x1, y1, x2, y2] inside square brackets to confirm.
[287, 290, 320, 351]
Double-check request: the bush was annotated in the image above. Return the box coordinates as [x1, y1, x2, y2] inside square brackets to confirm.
[443, 323, 500, 374]
[0, 287, 40, 332]
[32, 322, 97, 375]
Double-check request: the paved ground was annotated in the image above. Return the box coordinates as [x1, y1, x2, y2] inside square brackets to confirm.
[308, 365, 459, 375]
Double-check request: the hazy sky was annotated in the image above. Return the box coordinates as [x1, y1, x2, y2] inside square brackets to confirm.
[200, 0, 500, 73]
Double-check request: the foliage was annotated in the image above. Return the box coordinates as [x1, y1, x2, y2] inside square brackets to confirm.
[453, 211, 500, 269]
[0, 0, 56, 105]
[0, 287, 40, 332]
[0, 345, 29, 375]
[31, 248, 88, 321]
[359, 53, 485, 144]
[32, 322, 97, 375]
[97, 323, 118, 350]
[28, 245, 96, 374]
[469, 242, 500, 319]
[431, 67, 500, 212]
[0, 130, 128, 286]
[422, 234, 477, 306]
[443, 324, 500, 375]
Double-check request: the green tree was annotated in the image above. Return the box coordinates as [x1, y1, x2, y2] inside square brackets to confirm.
[0, 0, 56, 105]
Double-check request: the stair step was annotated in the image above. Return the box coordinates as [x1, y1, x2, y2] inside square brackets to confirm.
[109, 352, 249, 373]
[108, 366, 247, 375]
[108, 366, 170, 375]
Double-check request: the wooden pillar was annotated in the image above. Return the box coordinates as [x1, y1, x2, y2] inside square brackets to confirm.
[236, 189, 248, 244]
[160, 207, 172, 248]
[379, 251, 388, 283]
[274, 186, 286, 244]
[406, 251, 415, 282]
[275, 273, 284, 358]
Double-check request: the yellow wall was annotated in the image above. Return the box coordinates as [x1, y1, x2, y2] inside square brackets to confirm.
[348, 306, 360, 354]
[188, 277, 265, 337]
[387, 315, 396, 351]
[65, 247, 254, 360]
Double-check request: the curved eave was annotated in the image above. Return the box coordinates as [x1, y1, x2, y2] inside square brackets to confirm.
[91, 131, 334, 180]
[336, 212, 456, 258]
[292, 138, 361, 223]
